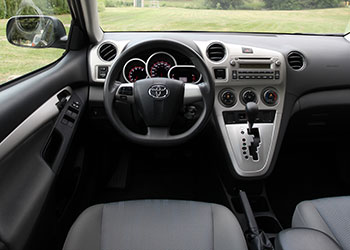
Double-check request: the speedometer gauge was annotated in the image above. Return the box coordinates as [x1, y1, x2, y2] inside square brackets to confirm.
[151, 61, 172, 78]
[123, 58, 147, 83]
[146, 52, 177, 78]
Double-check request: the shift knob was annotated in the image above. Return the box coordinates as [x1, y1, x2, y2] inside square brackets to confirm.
[246, 102, 259, 132]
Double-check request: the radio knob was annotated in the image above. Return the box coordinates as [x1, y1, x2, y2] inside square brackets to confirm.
[220, 89, 236, 107]
[230, 59, 236, 66]
[262, 89, 278, 105]
[241, 89, 257, 104]
[275, 60, 281, 66]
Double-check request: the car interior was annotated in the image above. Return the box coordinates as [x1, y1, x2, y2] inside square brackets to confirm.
[1, 0, 350, 250]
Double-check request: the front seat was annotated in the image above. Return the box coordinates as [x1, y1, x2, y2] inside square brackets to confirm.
[292, 196, 350, 249]
[63, 200, 248, 250]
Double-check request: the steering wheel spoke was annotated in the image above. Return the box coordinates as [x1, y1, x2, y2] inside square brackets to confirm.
[147, 126, 170, 138]
[184, 83, 202, 104]
[115, 83, 135, 104]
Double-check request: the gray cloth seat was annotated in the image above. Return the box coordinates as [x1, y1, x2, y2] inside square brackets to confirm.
[63, 200, 248, 250]
[292, 196, 350, 250]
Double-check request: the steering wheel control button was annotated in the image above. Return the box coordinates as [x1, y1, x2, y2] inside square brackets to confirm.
[97, 66, 108, 79]
[219, 89, 236, 107]
[241, 89, 257, 104]
[148, 84, 169, 99]
[214, 69, 226, 80]
[119, 86, 133, 96]
[262, 89, 278, 106]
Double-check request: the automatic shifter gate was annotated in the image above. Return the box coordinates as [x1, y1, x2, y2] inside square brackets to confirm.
[246, 102, 261, 160]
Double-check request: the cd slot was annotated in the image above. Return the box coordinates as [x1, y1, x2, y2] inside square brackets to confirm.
[238, 57, 271, 60]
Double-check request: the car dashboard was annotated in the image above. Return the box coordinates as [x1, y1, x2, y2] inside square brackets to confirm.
[88, 32, 350, 178]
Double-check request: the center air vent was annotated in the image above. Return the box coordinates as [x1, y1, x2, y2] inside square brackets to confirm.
[288, 51, 305, 70]
[98, 43, 117, 62]
[207, 43, 226, 62]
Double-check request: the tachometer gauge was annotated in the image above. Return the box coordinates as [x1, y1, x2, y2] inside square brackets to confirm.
[168, 65, 202, 84]
[123, 58, 147, 83]
[146, 52, 177, 78]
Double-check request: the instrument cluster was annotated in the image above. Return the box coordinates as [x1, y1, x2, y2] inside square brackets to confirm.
[122, 51, 202, 84]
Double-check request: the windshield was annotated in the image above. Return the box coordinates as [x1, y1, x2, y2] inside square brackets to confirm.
[97, 0, 350, 34]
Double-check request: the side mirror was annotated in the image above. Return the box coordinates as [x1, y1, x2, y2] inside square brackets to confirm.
[6, 15, 67, 49]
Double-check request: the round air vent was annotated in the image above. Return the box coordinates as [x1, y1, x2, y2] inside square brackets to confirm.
[288, 51, 305, 70]
[207, 43, 226, 62]
[98, 43, 117, 62]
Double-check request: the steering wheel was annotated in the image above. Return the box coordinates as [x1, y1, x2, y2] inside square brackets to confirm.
[103, 39, 215, 146]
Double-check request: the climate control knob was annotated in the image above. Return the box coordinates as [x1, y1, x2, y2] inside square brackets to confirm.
[220, 89, 236, 107]
[262, 89, 278, 105]
[241, 89, 257, 104]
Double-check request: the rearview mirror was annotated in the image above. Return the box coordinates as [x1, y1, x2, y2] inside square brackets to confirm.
[6, 15, 67, 49]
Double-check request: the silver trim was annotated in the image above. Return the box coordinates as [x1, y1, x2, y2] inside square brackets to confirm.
[194, 40, 286, 177]
[89, 40, 130, 83]
[168, 65, 202, 84]
[345, 33, 350, 42]
[148, 85, 170, 99]
[184, 84, 202, 104]
[0, 87, 72, 162]
[146, 51, 177, 78]
[122, 58, 147, 83]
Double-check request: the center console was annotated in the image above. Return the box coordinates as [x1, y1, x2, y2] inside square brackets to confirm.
[196, 41, 286, 177]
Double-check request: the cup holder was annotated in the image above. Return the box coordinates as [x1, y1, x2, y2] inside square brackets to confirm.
[255, 215, 282, 234]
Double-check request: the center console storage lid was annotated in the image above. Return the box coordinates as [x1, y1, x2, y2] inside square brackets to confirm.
[276, 228, 341, 250]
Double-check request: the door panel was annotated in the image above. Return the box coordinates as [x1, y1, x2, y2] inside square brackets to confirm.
[0, 50, 87, 142]
[0, 49, 88, 250]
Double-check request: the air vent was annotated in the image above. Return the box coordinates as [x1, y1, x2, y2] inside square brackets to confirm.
[98, 43, 117, 62]
[207, 43, 226, 62]
[288, 51, 305, 70]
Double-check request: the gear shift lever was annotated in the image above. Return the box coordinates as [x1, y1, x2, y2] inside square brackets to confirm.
[246, 102, 259, 133]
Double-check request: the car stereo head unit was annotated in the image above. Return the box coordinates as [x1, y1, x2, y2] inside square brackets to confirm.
[231, 57, 281, 81]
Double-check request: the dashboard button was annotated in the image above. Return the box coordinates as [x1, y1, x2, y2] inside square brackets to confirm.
[275, 71, 280, 79]
[232, 70, 238, 79]
[98, 66, 108, 79]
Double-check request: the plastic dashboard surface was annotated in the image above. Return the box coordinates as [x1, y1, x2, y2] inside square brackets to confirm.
[88, 32, 350, 178]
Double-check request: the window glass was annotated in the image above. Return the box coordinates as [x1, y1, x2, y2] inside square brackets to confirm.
[0, 0, 71, 84]
[98, 0, 350, 34]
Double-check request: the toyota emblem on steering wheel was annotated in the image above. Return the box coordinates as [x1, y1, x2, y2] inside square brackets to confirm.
[148, 84, 170, 99]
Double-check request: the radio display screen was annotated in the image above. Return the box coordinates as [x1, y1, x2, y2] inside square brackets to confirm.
[239, 64, 271, 69]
